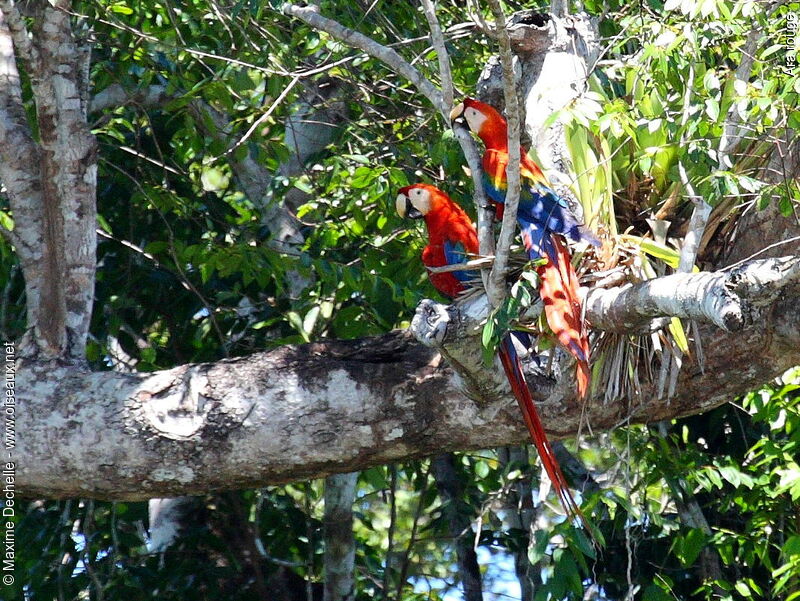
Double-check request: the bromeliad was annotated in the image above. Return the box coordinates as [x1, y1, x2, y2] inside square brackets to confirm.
[450, 98, 600, 400]
[396, 183, 584, 522]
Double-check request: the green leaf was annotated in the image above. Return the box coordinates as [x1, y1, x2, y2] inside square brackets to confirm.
[734, 581, 752, 597]
[109, 2, 134, 14]
[620, 235, 681, 268]
[674, 528, 707, 566]
[350, 166, 377, 188]
[705, 98, 720, 121]
[669, 317, 689, 353]
[286, 311, 310, 342]
[642, 583, 674, 601]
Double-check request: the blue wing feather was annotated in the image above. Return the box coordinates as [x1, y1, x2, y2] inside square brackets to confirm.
[443, 239, 473, 283]
[482, 159, 600, 254]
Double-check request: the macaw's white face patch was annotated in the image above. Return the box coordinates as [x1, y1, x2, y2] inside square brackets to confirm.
[407, 186, 432, 215]
[464, 106, 488, 134]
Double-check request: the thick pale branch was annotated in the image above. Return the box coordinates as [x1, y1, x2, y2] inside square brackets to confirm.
[589, 256, 799, 332]
[17, 256, 800, 500]
[0, 12, 43, 256]
[585, 270, 737, 332]
[0, 1, 38, 71]
[15, 3, 98, 360]
[0, 10, 46, 357]
[409, 256, 800, 400]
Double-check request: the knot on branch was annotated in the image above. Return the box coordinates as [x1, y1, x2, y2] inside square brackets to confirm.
[728, 256, 800, 308]
[506, 11, 552, 54]
[410, 299, 453, 348]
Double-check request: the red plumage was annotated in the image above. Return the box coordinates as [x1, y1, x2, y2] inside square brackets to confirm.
[453, 98, 594, 401]
[538, 237, 591, 399]
[498, 337, 584, 522]
[397, 184, 478, 298]
[397, 183, 587, 528]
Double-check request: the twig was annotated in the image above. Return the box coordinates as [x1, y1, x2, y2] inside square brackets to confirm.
[466, 0, 496, 38]
[420, 0, 454, 112]
[394, 463, 432, 600]
[224, 75, 301, 157]
[676, 62, 710, 274]
[485, 0, 521, 308]
[721, 235, 800, 271]
[425, 256, 495, 273]
[453, 126, 495, 274]
[282, 4, 444, 113]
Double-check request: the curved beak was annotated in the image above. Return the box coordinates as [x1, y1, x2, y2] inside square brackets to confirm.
[395, 193, 423, 220]
[449, 102, 465, 124]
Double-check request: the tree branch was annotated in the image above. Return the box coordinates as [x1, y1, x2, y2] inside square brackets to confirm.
[282, 4, 444, 113]
[583, 259, 800, 333]
[89, 83, 172, 114]
[485, 0, 521, 308]
[676, 63, 710, 273]
[324, 472, 358, 601]
[0, 2, 38, 71]
[16, 253, 800, 500]
[411, 255, 800, 401]
[431, 454, 483, 601]
[0, 10, 43, 268]
[18, 3, 98, 360]
[420, 0, 454, 112]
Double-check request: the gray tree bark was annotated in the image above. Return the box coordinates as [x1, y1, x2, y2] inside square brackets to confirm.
[0, 2, 96, 361]
[15, 268, 800, 500]
[323, 472, 358, 601]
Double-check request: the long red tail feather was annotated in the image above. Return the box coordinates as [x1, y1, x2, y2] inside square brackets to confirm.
[537, 235, 591, 400]
[498, 335, 587, 527]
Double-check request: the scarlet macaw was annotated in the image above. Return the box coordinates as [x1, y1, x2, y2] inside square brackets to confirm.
[450, 98, 600, 400]
[396, 183, 582, 520]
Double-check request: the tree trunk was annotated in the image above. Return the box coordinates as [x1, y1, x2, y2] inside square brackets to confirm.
[323, 473, 359, 601]
[0, 3, 96, 362]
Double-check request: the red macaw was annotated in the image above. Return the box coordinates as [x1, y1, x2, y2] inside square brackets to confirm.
[396, 183, 582, 520]
[450, 98, 600, 400]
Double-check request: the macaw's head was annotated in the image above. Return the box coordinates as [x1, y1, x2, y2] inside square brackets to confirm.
[449, 97, 508, 150]
[396, 183, 449, 220]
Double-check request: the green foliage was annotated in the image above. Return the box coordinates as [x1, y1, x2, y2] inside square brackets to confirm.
[481, 270, 541, 364]
[553, 0, 799, 245]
